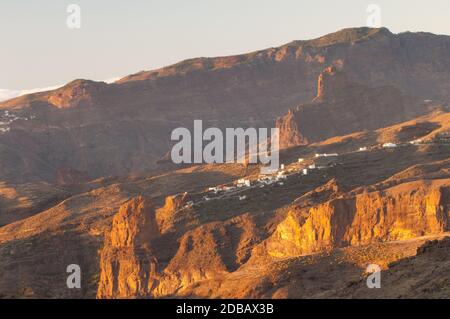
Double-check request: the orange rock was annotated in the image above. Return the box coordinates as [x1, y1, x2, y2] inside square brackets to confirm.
[265, 179, 449, 258]
[97, 196, 160, 298]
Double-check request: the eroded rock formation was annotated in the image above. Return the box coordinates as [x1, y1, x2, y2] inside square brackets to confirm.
[97, 195, 265, 298]
[97, 196, 160, 298]
[277, 66, 430, 148]
[264, 179, 450, 258]
[96, 176, 450, 298]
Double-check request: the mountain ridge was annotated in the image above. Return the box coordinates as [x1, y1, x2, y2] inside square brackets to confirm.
[2, 26, 450, 109]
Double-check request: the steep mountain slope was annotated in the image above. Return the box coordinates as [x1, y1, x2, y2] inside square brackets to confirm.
[96, 161, 449, 298]
[0, 163, 254, 298]
[118, 27, 450, 101]
[262, 178, 449, 258]
[1, 28, 450, 183]
[337, 236, 450, 298]
[276, 66, 433, 148]
[0, 114, 447, 298]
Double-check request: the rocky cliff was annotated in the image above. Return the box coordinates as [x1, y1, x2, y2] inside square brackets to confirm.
[276, 66, 430, 148]
[97, 195, 264, 298]
[96, 175, 450, 298]
[97, 196, 160, 298]
[264, 179, 450, 258]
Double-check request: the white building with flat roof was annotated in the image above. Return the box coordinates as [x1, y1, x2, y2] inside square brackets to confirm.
[383, 143, 397, 148]
[237, 179, 251, 187]
[315, 153, 338, 158]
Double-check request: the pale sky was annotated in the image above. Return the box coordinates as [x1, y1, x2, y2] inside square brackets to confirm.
[1, 0, 450, 99]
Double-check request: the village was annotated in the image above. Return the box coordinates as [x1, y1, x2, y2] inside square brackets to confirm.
[0, 110, 35, 133]
[171, 133, 449, 213]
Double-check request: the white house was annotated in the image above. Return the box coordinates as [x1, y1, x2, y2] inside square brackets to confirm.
[409, 139, 422, 145]
[308, 163, 316, 169]
[208, 187, 219, 193]
[383, 142, 397, 148]
[315, 153, 338, 158]
[258, 176, 277, 185]
[302, 169, 308, 175]
[237, 179, 251, 187]
[298, 158, 304, 163]
[239, 195, 247, 201]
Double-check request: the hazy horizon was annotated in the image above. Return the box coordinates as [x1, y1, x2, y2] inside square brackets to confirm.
[2, 0, 450, 100]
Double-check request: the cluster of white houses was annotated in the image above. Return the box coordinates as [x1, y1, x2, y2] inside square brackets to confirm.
[237, 179, 251, 187]
[202, 163, 303, 203]
[257, 171, 287, 186]
[315, 153, 338, 158]
[200, 140, 421, 204]
[0, 110, 35, 133]
[207, 172, 289, 196]
[197, 158, 328, 206]
[180, 135, 449, 211]
[361, 140, 427, 151]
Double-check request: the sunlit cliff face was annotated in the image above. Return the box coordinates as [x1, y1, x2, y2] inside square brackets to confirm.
[95, 178, 449, 298]
[266, 180, 449, 259]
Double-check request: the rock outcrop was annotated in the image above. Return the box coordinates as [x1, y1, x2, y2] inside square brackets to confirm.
[277, 66, 430, 148]
[97, 196, 160, 298]
[275, 109, 306, 146]
[46, 80, 108, 109]
[96, 175, 450, 298]
[264, 179, 450, 258]
[315, 66, 352, 102]
[155, 193, 191, 233]
[97, 194, 264, 298]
